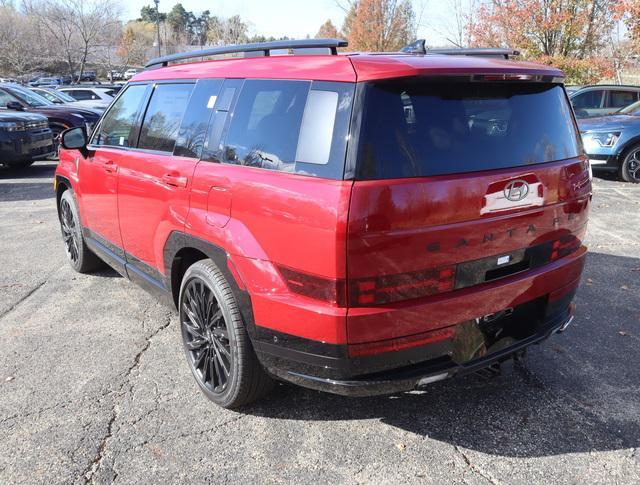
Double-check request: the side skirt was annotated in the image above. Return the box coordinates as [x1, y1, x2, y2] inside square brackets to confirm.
[83, 228, 174, 308]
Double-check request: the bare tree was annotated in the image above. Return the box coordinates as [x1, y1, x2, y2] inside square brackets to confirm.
[0, 6, 43, 74]
[24, 0, 122, 82]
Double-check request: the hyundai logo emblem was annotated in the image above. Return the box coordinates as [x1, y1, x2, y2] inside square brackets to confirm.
[503, 179, 530, 202]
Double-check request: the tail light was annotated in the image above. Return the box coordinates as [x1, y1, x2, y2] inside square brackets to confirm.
[348, 265, 456, 307]
[278, 265, 347, 306]
[550, 235, 581, 261]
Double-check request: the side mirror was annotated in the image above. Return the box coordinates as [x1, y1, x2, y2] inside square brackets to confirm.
[60, 126, 87, 150]
[6, 101, 24, 111]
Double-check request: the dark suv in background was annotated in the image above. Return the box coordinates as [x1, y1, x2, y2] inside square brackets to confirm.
[0, 111, 53, 168]
[0, 83, 100, 156]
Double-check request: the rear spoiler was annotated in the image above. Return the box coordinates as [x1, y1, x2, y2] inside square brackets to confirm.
[401, 40, 520, 59]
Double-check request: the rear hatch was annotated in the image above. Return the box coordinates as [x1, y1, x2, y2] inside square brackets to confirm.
[346, 77, 590, 342]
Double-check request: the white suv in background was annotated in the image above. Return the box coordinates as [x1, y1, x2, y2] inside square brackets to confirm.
[123, 69, 139, 80]
[57, 87, 117, 107]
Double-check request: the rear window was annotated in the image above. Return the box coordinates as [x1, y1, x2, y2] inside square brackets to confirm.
[356, 81, 581, 179]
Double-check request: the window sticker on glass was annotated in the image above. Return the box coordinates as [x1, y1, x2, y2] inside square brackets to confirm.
[207, 95, 217, 109]
[119, 136, 125, 146]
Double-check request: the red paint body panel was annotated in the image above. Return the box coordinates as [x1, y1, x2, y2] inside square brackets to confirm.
[348, 54, 564, 81]
[133, 56, 357, 83]
[132, 54, 562, 84]
[345, 157, 590, 343]
[75, 148, 124, 248]
[186, 163, 352, 343]
[117, 151, 197, 274]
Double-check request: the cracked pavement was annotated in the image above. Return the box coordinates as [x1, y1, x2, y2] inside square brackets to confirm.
[1, 161, 639, 484]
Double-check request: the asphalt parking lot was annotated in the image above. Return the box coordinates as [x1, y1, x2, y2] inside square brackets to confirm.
[0, 161, 639, 484]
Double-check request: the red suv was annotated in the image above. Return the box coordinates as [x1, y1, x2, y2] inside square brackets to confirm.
[55, 39, 591, 408]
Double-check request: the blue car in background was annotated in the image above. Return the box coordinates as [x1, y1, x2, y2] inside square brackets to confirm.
[579, 100, 640, 183]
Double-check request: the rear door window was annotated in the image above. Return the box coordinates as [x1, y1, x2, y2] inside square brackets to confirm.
[222, 79, 309, 171]
[138, 83, 194, 153]
[173, 79, 223, 158]
[608, 90, 638, 108]
[67, 90, 95, 101]
[356, 80, 580, 179]
[571, 89, 604, 109]
[91, 84, 148, 147]
[220, 79, 353, 179]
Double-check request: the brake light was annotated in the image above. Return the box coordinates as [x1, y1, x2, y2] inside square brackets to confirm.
[479, 74, 535, 81]
[550, 235, 581, 261]
[278, 266, 347, 306]
[349, 265, 456, 307]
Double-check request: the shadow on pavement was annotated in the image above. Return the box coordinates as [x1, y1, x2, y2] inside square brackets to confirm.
[0, 161, 58, 202]
[243, 251, 640, 458]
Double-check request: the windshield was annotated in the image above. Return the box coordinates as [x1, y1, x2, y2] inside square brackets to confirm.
[356, 80, 581, 179]
[618, 100, 640, 115]
[7, 86, 54, 107]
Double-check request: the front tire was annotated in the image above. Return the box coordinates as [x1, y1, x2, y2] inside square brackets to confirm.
[179, 260, 274, 408]
[619, 145, 640, 183]
[58, 189, 102, 272]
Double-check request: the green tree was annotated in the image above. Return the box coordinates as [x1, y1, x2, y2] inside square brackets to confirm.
[139, 5, 166, 23]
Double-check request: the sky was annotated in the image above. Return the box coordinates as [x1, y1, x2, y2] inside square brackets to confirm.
[123, 0, 457, 47]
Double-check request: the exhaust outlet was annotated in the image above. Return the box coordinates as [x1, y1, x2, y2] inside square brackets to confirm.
[555, 315, 574, 333]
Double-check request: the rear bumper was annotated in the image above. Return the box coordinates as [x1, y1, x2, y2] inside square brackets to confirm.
[259, 305, 574, 397]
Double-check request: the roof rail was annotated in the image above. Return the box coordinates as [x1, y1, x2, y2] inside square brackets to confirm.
[400, 39, 519, 59]
[145, 38, 348, 68]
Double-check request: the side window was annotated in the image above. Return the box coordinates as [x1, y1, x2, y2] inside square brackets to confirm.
[174, 79, 222, 158]
[608, 90, 637, 109]
[222, 80, 310, 172]
[0, 89, 17, 107]
[91, 84, 147, 147]
[138, 83, 194, 153]
[70, 90, 93, 101]
[201, 79, 243, 163]
[572, 90, 603, 109]
[295, 81, 354, 178]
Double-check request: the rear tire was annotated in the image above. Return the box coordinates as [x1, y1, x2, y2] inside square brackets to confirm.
[619, 145, 640, 183]
[58, 189, 103, 273]
[179, 259, 274, 408]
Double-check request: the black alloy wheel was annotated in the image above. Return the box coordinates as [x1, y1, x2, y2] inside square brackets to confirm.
[179, 260, 274, 408]
[60, 196, 79, 264]
[181, 278, 232, 393]
[620, 147, 640, 183]
[57, 189, 102, 273]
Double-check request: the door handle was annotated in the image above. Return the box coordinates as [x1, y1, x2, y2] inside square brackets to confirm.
[102, 160, 118, 173]
[162, 172, 188, 188]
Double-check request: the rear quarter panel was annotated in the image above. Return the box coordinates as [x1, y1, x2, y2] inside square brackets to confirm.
[186, 163, 353, 343]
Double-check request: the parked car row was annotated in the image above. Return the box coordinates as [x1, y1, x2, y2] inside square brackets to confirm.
[0, 83, 102, 160]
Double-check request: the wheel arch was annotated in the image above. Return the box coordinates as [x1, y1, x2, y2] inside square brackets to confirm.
[615, 135, 640, 161]
[55, 175, 72, 218]
[164, 232, 258, 341]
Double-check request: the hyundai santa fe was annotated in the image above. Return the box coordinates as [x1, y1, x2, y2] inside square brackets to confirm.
[55, 39, 591, 408]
